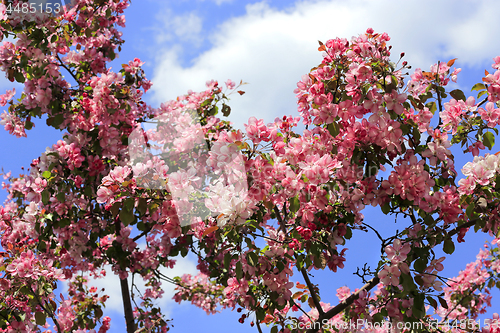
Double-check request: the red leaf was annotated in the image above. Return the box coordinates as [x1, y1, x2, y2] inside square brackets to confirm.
[296, 282, 307, 289]
[447, 58, 457, 67]
[422, 71, 436, 80]
[202, 225, 219, 238]
[318, 45, 326, 52]
[237, 90, 245, 95]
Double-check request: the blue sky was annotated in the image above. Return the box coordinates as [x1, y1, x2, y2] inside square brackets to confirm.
[2, 0, 500, 332]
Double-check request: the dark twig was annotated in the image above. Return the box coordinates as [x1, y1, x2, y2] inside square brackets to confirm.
[274, 206, 287, 234]
[299, 267, 324, 316]
[256, 318, 264, 333]
[305, 276, 380, 333]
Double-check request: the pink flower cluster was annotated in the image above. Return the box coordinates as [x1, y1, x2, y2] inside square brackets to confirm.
[458, 154, 500, 195]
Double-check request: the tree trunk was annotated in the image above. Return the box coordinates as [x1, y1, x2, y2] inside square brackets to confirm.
[120, 275, 136, 333]
[115, 216, 136, 333]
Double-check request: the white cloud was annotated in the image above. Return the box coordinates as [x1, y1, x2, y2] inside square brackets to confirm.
[150, 0, 500, 131]
[197, 0, 233, 4]
[63, 255, 198, 317]
[154, 9, 204, 46]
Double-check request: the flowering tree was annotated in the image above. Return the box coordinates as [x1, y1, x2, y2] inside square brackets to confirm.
[2, 1, 500, 333]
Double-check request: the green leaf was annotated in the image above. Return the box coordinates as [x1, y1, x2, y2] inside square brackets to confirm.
[327, 122, 339, 137]
[110, 202, 121, 217]
[137, 198, 147, 215]
[426, 296, 438, 310]
[478, 90, 488, 98]
[466, 201, 475, 218]
[412, 293, 425, 317]
[381, 202, 390, 214]
[246, 252, 258, 267]
[276, 260, 285, 272]
[256, 307, 266, 321]
[37, 241, 47, 252]
[108, 48, 116, 61]
[56, 192, 65, 203]
[296, 255, 304, 270]
[201, 99, 211, 107]
[372, 312, 384, 324]
[52, 114, 64, 128]
[119, 208, 135, 226]
[449, 89, 466, 102]
[222, 104, 231, 117]
[425, 101, 437, 114]
[35, 312, 46, 326]
[424, 215, 435, 226]
[15, 71, 25, 83]
[42, 171, 51, 179]
[224, 253, 231, 269]
[41, 190, 50, 205]
[400, 273, 416, 292]
[443, 238, 455, 255]
[123, 197, 135, 211]
[471, 83, 486, 91]
[149, 203, 159, 214]
[95, 307, 103, 319]
[414, 258, 426, 273]
[344, 226, 352, 240]
[271, 326, 278, 333]
[289, 196, 300, 213]
[235, 261, 242, 280]
[438, 296, 448, 309]
[137, 222, 146, 231]
[483, 131, 495, 150]
[24, 120, 33, 130]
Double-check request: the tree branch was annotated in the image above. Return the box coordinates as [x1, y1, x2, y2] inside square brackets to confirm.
[120, 277, 136, 333]
[256, 318, 264, 333]
[274, 206, 287, 234]
[289, 298, 312, 321]
[447, 217, 481, 238]
[115, 217, 136, 333]
[299, 267, 324, 316]
[305, 276, 380, 333]
[300, 213, 488, 333]
[56, 54, 81, 86]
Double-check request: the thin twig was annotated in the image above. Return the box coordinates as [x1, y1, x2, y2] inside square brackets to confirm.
[362, 222, 384, 244]
[256, 319, 264, 333]
[274, 206, 287, 234]
[305, 276, 380, 333]
[289, 299, 313, 321]
[29, 285, 62, 333]
[299, 267, 324, 316]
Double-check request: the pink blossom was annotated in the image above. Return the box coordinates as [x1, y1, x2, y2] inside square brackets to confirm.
[109, 166, 131, 183]
[385, 239, 410, 263]
[378, 264, 400, 286]
[96, 186, 114, 204]
[384, 91, 406, 115]
[0, 88, 15, 106]
[225, 79, 235, 90]
[244, 117, 270, 143]
[478, 102, 500, 127]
